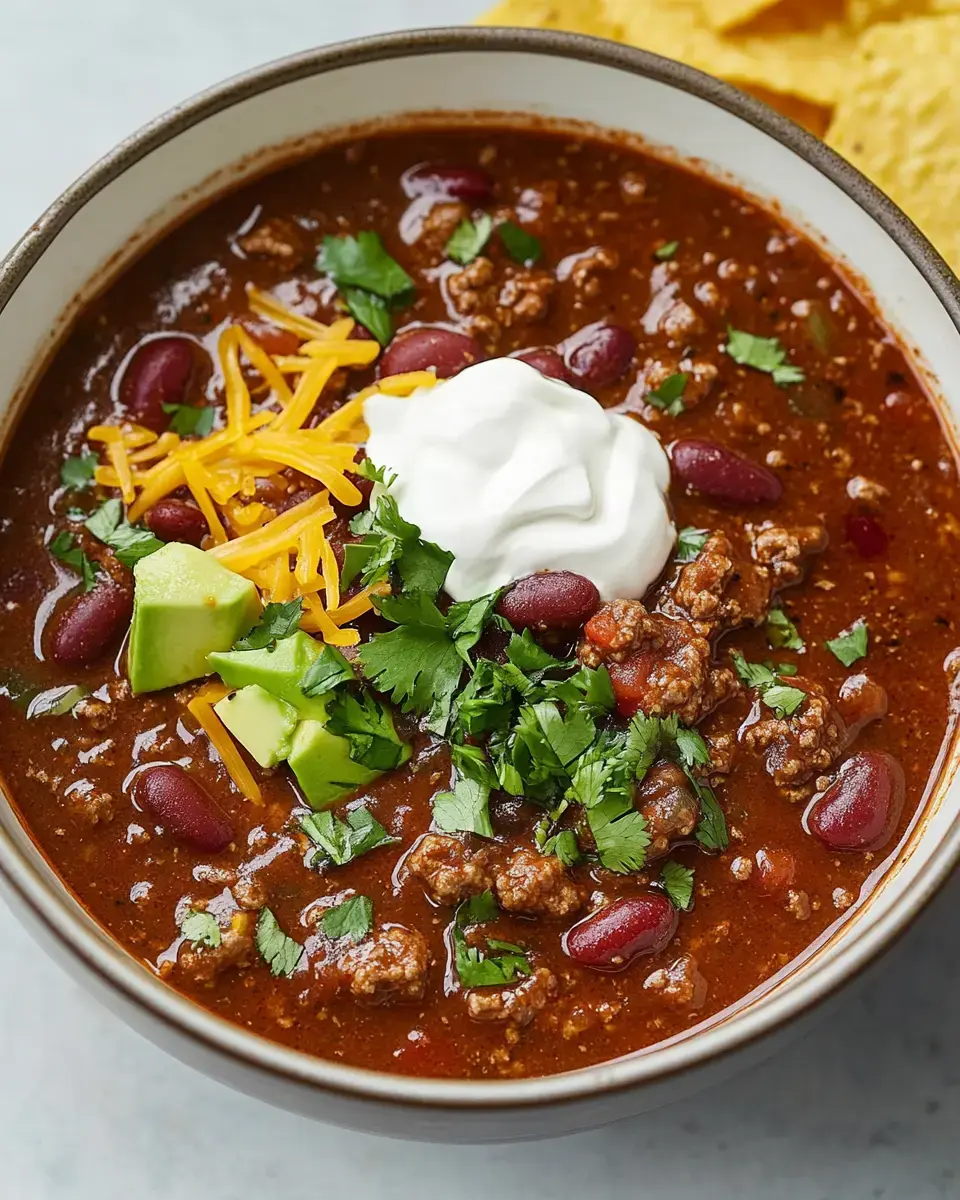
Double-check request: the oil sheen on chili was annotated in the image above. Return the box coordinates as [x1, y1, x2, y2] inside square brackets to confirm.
[1, 122, 958, 1081]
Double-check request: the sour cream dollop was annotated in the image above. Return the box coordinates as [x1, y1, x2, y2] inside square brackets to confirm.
[364, 358, 675, 601]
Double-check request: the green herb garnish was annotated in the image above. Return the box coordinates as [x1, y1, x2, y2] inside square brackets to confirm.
[320, 895, 373, 943]
[825, 619, 869, 667]
[432, 776, 494, 838]
[661, 860, 695, 910]
[162, 403, 215, 438]
[300, 808, 396, 868]
[766, 606, 805, 652]
[325, 688, 409, 772]
[654, 240, 680, 261]
[732, 652, 806, 717]
[676, 526, 709, 563]
[255, 907, 303, 977]
[646, 371, 688, 417]
[300, 645, 356, 699]
[497, 221, 542, 265]
[234, 599, 303, 651]
[59, 449, 98, 491]
[85, 498, 164, 568]
[320, 232, 415, 300]
[725, 327, 805, 387]
[452, 891, 532, 988]
[342, 289, 393, 346]
[49, 531, 99, 592]
[180, 909, 222, 949]
[446, 214, 494, 265]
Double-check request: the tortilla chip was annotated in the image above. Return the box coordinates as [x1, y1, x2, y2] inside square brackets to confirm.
[602, 0, 853, 106]
[827, 15, 960, 271]
[703, 0, 783, 32]
[740, 85, 832, 138]
[476, 0, 622, 36]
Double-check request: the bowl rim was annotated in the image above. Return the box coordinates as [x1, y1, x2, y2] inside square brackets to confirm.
[2, 24, 960, 1113]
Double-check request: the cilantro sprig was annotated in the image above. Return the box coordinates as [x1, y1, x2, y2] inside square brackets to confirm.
[300, 807, 397, 868]
[344, 489, 453, 598]
[825, 619, 869, 667]
[446, 214, 494, 265]
[49, 531, 99, 592]
[676, 527, 709, 563]
[725, 327, 805, 387]
[234, 598, 303, 651]
[255, 907, 303, 977]
[433, 776, 494, 838]
[320, 895, 374, 943]
[766, 606, 805, 652]
[732, 652, 807, 718]
[452, 891, 532, 989]
[319, 232, 415, 344]
[163, 402, 214, 438]
[180, 909, 221, 949]
[646, 372, 688, 417]
[85, 498, 165, 569]
[661, 860, 695, 911]
[59, 449, 98, 492]
[497, 221, 542, 265]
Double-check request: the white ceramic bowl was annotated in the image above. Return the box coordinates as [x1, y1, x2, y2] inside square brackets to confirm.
[1, 28, 959, 1143]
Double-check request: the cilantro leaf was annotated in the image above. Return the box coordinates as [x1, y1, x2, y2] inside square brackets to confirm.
[732, 651, 806, 718]
[49, 531, 99, 593]
[505, 628, 565, 674]
[676, 526, 709, 563]
[646, 372, 688, 417]
[180, 908, 221, 948]
[498, 221, 542, 265]
[661, 860, 695, 911]
[691, 776, 729, 851]
[541, 829, 582, 866]
[621, 711, 664, 782]
[452, 891, 532, 988]
[447, 591, 502, 660]
[654, 240, 680, 261]
[399, 537, 455, 597]
[345, 491, 452, 598]
[300, 645, 355, 699]
[234, 599, 303, 651]
[725, 327, 805, 387]
[454, 659, 519, 738]
[527, 700, 596, 768]
[433, 776, 494, 838]
[825, 619, 869, 667]
[300, 807, 396, 867]
[255, 907, 304, 977]
[767, 606, 805, 652]
[320, 895, 374, 943]
[450, 742, 500, 789]
[85, 499, 164, 568]
[343, 288, 393, 344]
[60, 449, 98, 491]
[588, 798, 651, 874]
[674, 724, 710, 770]
[325, 689, 408, 771]
[731, 651, 778, 691]
[162, 402, 215, 438]
[321, 232, 414, 301]
[446, 214, 494, 265]
[762, 684, 807, 718]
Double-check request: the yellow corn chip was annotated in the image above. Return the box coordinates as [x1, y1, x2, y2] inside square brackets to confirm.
[477, 0, 622, 35]
[740, 85, 833, 138]
[827, 15, 960, 271]
[703, 0, 783, 33]
[602, 0, 853, 106]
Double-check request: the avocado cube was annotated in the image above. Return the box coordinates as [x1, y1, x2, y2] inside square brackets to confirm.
[214, 685, 299, 769]
[129, 543, 260, 694]
[288, 718, 386, 810]
[207, 631, 328, 720]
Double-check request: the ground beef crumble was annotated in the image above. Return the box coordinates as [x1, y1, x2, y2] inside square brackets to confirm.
[493, 849, 583, 917]
[465, 968, 559, 1026]
[339, 925, 430, 1003]
[405, 834, 492, 906]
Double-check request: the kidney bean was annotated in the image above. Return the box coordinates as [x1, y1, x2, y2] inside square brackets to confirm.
[497, 571, 600, 631]
[564, 895, 678, 971]
[670, 439, 783, 505]
[51, 582, 132, 665]
[844, 511, 889, 559]
[754, 847, 796, 894]
[512, 348, 571, 383]
[402, 162, 494, 203]
[134, 764, 233, 852]
[806, 751, 905, 852]
[379, 328, 485, 379]
[120, 337, 197, 432]
[144, 499, 209, 547]
[563, 322, 636, 390]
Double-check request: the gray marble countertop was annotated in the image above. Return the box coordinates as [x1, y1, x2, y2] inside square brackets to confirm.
[1, 2, 958, 1196]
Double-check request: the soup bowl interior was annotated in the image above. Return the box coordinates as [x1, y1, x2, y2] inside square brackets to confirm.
[1, 29, 959, 1142]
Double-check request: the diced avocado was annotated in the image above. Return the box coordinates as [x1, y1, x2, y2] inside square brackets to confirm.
[287, 718, 393, 810]
[129, 543, 260, 694]
[214, 685, 299, 769]
[207, 631, 328, 720]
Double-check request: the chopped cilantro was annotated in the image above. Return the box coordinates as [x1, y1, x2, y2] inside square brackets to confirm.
[654, 239, 680, 261]
[732, 650, 806, 718]
[343, 490, 452, 598]
[180, 908, 221, 949]
[646, 371, 688, 417]
[433, 776, 494, 838]
[162, 402, 215, 438]
[320, 895, 374, 943]
[661, 860, 695, 910]
[674, 723, 710, 770]
[498, 221, 542, 265]
[767, 606, 805, 652]
[300, 645, 356, 699]
[446, 214, 494, 265]
[450, 742, 499, 789]
[320, 232, 415, 301]
[505, 628, 565, 675]
[676, 527, 709, 563]
[725, 327, 805, 387]
[691, 776, 729, 851]
[255, 907, 303, 977]
[26, 683, 88, 719]
[300, 807, 396, 868]
[763, 684, 807, 717]
[49, 531, 99, 592]
[825, 619, 869, 667]
[325, 688, 408, 771]
[452, 891, 532, 988]
[59, 449, 98, 491]
[343, 288, 393, 344]
[538, 826, 582, 866]
[234, 599, 303, 651]
[85, 498, 164, 568]
[587, 798, 651, 874]
[356, 459, 397, 485]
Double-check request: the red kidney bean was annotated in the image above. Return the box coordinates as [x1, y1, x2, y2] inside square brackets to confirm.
[512, 348, 571, 383]
[120, 337, 197, 432]
[754, 847, 796, 894]
[497, 571, 600, 631]
[51, 582, 132, 665]
[806, 751, 905, 852]
[564, 895, 678, 971]
[144, 499, 209, 547]
[379, 328, 486, 379]
[670, 439, 783, 505]
[134, 764, 233, 852]
[402, 162, 494, 203]
[844, 512, 889, 559]
[563, 322, 636, 389]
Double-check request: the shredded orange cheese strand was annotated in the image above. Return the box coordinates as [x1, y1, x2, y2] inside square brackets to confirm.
[187, 683, 262, 805]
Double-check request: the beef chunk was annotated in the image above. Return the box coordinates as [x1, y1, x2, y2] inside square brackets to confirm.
[405, 834, 492, 906]
[180, 914, 253, 985]
[493, 849, 583, 917]
[638, 354, 718, 411]
[636, 761, 700, 858]
[497, 268, 556, 324]
[465, 968, 559, 1026]
[73, 696, 115, 731]
[416, 200, 469, 256]
[579, 600, 739, 723]
[750, 522, 828, 588]
[237, 217, 310, 265]
[65, 781, 115, 826]
[739, 679, 847, 789]
[643, 953, 707, 1008]
[340, 925, 429, 1002]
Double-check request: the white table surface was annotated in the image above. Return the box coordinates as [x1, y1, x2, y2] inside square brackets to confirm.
[2, 3, 959, 1196]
